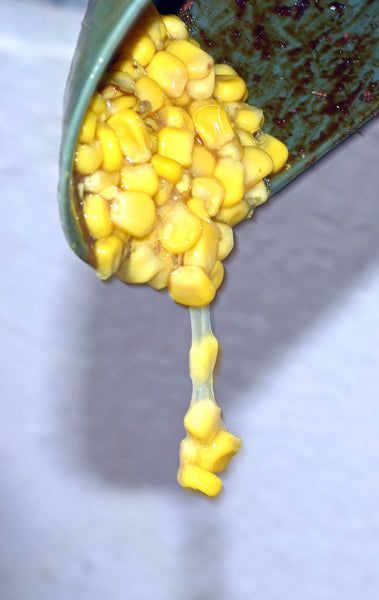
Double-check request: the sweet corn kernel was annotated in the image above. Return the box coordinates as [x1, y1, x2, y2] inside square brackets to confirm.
[166, 40, 214, 80]
[187, 196, 211, 221]
[189, 335, 219, 383]
[151, 154, 183, 183]
[135, 76, 166, 114]
[106, 94, 138, 114]
[177, 464, 222, 497]
[213, 74, 248, 102]
[83, 169, 119, 194]
[217, 135, 242, 160]
[216, 223, 234, 260]
[157, 105, 194, 131]
[111, 58, 145, 80]
[233, 105, 264, 134]
[111, 190, 156, 237]
[257, 132, 289, 172]
[214, 63, 238, 76]
[154, 178, 173, 205]
[94, 235, 124, 280]
[189, 100, 235, 149]
[159, 203, 202, 254]
[130, 34, 156, 66]
[192, 176, 225, 217]
[117, 239, 163, 283]
[244, 179, 269, 208]
[184, 398, 221, 441]
[191, 144, 216, 177]
[120, 163, 159, 196]
[242, 146, 273, 187]
[196, 430, 242, 472]
[208, 259, 224, 289]
[188, 38, 201, 48]
[236, 128, 258, 147]
[179, 437, 199, 465]
[184, 221, 219, 273]
[88, 92, 107, 115]
[75, 141, 103, 174]
[144, 14, 166, 50]
[107, 109, 152, 164]
[217, 201, 249, 226]
[175, 172, 191, 194]
[100, 185, 118, 200]
[83, 194, 113, 239]
[79, 110, 97, 143]
[147, 51, 188, 98]
[171, 87, 192, 107]
[148, 248, 174, 289]
[187, 67, 215, 99]
[162, 14, 189, 40]
[96, 122, 123, 172]
[107, 70, 136, 94]
[214, 157, 245, 208]
[158, 126, 194, 167]
[168, 265, 216, 306]
[100, 84, 123, 100]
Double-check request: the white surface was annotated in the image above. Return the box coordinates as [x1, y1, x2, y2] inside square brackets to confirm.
[1, 1, 378, 599]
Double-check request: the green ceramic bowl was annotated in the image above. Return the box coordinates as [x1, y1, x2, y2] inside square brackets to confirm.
[58, 0, 379, 263]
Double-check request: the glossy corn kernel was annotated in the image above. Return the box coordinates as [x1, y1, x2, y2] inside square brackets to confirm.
[187, 67, 215, 99]
[75, 141, 103, 174]
[171, 87, 192, 107]
[216, 223, 234, 261]
[157, 105, 194, 131]
[148, 248, 174, 289]
[154, 178, 173, 206]
[159, 203, 202, 254]
[166, 40, 214, 80]
[189, 100, 235, 149]
[218, 135, 242, 161]
[214, 63, 238, 76]
[236, 128, 258, 147]
[144, 14, 166, 50]
[96, 122, 123, 172]
[111, 190, 156, 237]
[88, 92, 107, 115]
[233, 104, 264, 134]
[162, 14, 189, 40]
[184, 398, 221, 441]
[217, 201, 249, 227]
[107, 70, 136, 94]
[151, 154, 183, 183]
[107, 109, 152, 164]
[130, 34, 156, 67]
[257, 132, 289, 172]
[184, 221, 219, 274]
[244, 179, 269, 208]
[189, 334, 219, 383]
[177, 464, 222, 497]
[135, 76, 166, 114]
[191, 144, 216, 177]
[112, 58, 145, 81]
[83, 169, 119, 194]
[147, 51, 188, 98]
[158, 126, 194, 167]
[106, 93, 138, 114]
[79, 110, 97, 143]
[242, 146, 273, 187]
[83, 194, 113, 239]
[117, 239, 163, 284]
[179, 437, 199, 465]
[213, 74, 248, 102]
[168, 265, 216, 306]
[192, 176, 225, 217]
[175, 172, 191, 194]
[214, 157, 245, 208]
[120, 163, 159, 196]
[94, 235, 124, 280]
[196, 430, 242, 472]
[187, 196, 211, 221]
[209, 259, 225, 289]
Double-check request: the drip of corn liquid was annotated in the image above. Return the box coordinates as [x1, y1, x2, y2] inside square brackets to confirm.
[73, 7, 288, 496]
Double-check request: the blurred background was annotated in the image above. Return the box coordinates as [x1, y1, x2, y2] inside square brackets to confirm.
[1, 1, 379, 599]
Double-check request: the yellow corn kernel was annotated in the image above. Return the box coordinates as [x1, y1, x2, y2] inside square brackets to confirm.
[144, 117, 159, 132]
[111, 58, 145, 80]
[177, 464, 222, 497]
[151, 154, 183, 183]
[100, 84, 123, 100]
[130, 34, 156, 66]
[244, 179, 269, 208]
[187, 67, 215, 99]
[257, 133, 289, 172]
[158, 126, 194, 167]
[168, 265, 216, 306]
[144, 14, 166, 50]
[242, 146, 273, 187]
[94, 235, 124, 280]
[217, 135, 242, 160]
[217, 201, 249, 226]
[191, 144, 216, 177]
[83, 194, 113, 239]
[79, 110, 97, 143]
[162, 14, 189, 40]
[159, 203, 202, 254]
[110, 190, 156, 237]
[233, 105, 264, 134]
[148, 248, 174, 289]
[184, 398, 221, 441]
[135, 76, 166, 114]
[236, 128, 258, 147]
[171, 87, 192, 107]
[157, 105, 194, 131]
[154, 178, 173, 205]
[179, 437, 199, 465]
[187, 196, 211, 221]
[147, 51, 188, 98]
[96, 122, 123, 172]
[100, 185, 118, 200]
[192, 176, 225, 217]
[83, 169, 119, 194]
[107, 94, 138, 114]
[214, 63, 238, 76]
[209, 259, 224, 289]
[216, 223, 234, 260]
[184, 221, 219, 273]
[107, 109, 152, 164]
[213, 74, 248, 102]
[166, 40, 213, 80]
[196, 430, 242, 472]
[117, 239, 163, 284]
[188, 38, 201, 48]
[75, 141, 103, 174]
[189, 100, 235, 149]
[107, 70, 136, 94]
[214, 157, 245, 208]
[175, 172, 191, 194]
[120, 163, 159, 196]
[88, 92, 107, 115]
[189, 334, 219, 383]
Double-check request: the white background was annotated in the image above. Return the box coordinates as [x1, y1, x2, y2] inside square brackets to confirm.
[1, 1, 378, 599]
